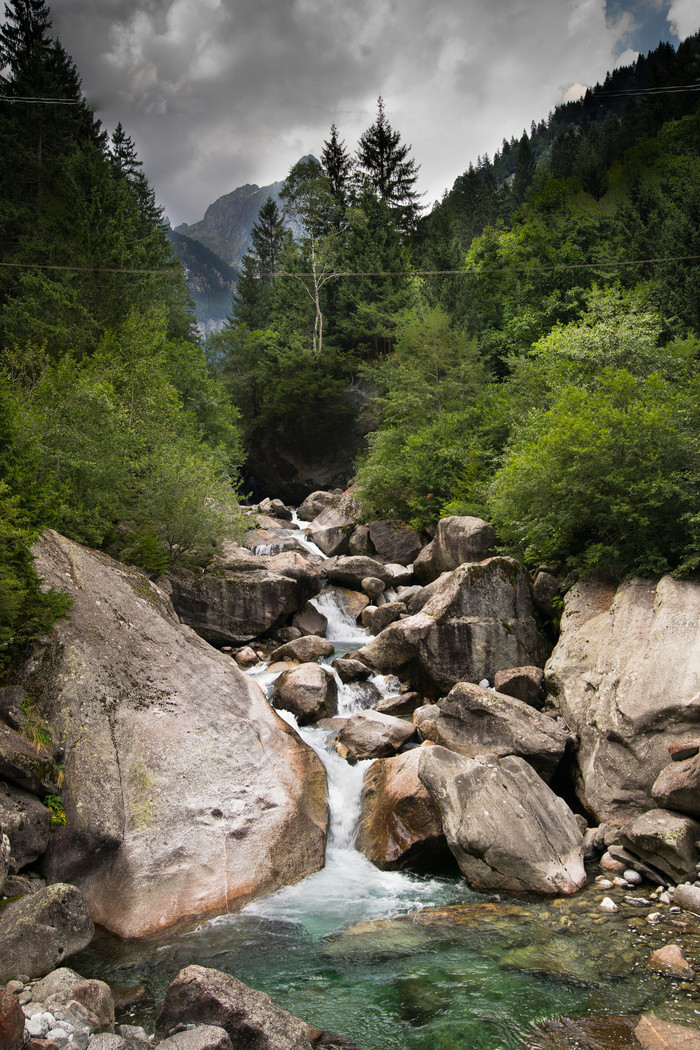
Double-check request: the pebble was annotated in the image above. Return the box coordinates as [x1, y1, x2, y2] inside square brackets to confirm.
[647, 911, 662, 923]
[594, 876, 614, 889]
[624, 896, 651, 907]
[623, 869, 643, 885]
[659, 890, 672, 904]
[6, 980, 23, 994]
[600, 897, 619, 912]
[612, 876, 631, 888]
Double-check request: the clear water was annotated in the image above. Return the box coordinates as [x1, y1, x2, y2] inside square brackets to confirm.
[71, 537, 700, 1049]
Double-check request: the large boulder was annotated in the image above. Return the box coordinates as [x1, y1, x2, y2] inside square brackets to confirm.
[418, 748, 586, 895]
[26, 968, 114, 1033]
[271, 664, 338, 725]
[0, 882, 94, 982]
[269, 635, 334, 663]
[297, 491, 339, 522]
[23, 530, 328, 939]
[306, 493, 362, 557]
[168, 551, 321, 645]
[546, 576, 700, 824]
[368, 521, 423, 566]
[155, 965, 352, 1050]
[322, 556, 393, 589]
[355, 558, 546, 697]
[413, 516, 496, 583]
[0, 781, 52, 872]
[652, 754, 700, 818]
[619, 808, 700, 883]
[413, 682, 574, 782]
[355, 750, 447, 871]
[335, 710, 417, 761]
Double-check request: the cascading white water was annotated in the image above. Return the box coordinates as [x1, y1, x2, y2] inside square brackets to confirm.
[290, 510, 327, 559]
[310, 588, 369, 644]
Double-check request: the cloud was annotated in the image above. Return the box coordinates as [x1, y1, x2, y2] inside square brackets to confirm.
[667, 0, 699, 39]
[48, 0, 677, 226]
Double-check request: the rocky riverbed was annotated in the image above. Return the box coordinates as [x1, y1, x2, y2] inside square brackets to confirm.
[4, 491, 700, 1048]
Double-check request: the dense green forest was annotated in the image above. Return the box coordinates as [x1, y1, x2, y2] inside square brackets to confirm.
[0, 0, 243, 674]
[212, 33, 700, 578]
[1, 0, 699, 676]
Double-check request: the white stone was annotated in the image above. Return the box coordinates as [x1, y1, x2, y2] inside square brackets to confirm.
[600, 897, 618, 912]
[624, 868, 642, 885]
[595, 876, 614, 889]
[647, 911, 662, 923]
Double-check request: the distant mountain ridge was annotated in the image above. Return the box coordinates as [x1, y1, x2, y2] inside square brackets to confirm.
[175, 176, 286, 271]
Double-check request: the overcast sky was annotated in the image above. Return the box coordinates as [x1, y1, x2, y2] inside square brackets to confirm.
[48, 0, 698, 228]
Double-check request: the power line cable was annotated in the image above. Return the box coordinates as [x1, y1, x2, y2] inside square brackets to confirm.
[0, 253, 698, 277]
[0, 95, 81, 104]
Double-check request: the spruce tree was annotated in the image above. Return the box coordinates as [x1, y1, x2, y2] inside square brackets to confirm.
[321, 123, 354, 210]
[356, 97, 422, 234]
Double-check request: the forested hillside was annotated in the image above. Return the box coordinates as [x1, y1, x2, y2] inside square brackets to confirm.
[1, 1, 699, 679]
[210, 33, 700, 578]
[0, 0, 244, 676]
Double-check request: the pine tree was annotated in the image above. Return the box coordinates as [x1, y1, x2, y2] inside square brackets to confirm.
[356, 97, 422, 234]
[512, 133, 536, 205]
[321, 123, 354, 210]
[229, 197, 288, 329]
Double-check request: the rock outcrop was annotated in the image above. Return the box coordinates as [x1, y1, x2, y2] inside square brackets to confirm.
[168, 550, 321, 645]
[546, 576, 700, 824]
[23, 531, 329, 939]
[418, 747, 586, 895]
[355, 558, 546, 696]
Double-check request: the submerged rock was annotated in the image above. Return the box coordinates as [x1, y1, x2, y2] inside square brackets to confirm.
[24, 530, 328, 939]
[418, 748, 586, 895]
[155, 965, 354, 1050]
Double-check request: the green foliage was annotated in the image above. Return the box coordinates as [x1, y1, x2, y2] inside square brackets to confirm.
[43, 794, 66, 827]
[0, 481, 72, 678]
[489, 368, 700, 577]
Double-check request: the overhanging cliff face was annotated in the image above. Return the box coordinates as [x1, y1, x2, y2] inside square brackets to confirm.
[24, 530, 328, 940]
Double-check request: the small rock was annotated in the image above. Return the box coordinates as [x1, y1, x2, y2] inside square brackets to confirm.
[623, 869, 642, 885]
[5, 982, 23, 995]
[233, 647, 258, 669]
[600, 897, 618, 912]
[595, 877, 614, 890]
[612, 876, 630, 888]
[659, 890, 672, 904]
[647, 943, 695, 978]
[624, 896, 651, 907]
[600, 851, 626, 875]
[647, 911, 662, 923]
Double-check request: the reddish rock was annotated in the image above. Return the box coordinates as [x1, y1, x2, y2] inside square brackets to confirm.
[0, 990, 24, 1050]
[669, 738, 700, 762]
[355, 750, 447, 871]
[652, 753, 700, 818]
[646, 944, 694, 979]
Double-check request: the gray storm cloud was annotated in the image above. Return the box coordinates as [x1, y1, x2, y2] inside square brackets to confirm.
[47, 0, 688, 226]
